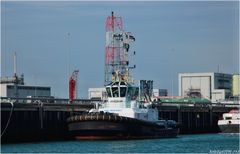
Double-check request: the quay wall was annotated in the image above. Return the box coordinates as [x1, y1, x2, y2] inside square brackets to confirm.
[1, 101, 237, 143]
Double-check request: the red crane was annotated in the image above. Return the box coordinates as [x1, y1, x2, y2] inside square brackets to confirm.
[69, 70, 79, 103]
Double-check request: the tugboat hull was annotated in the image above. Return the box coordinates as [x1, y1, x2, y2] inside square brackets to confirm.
[67, 114, 179, 140]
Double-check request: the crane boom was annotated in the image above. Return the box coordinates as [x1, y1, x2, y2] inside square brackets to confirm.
[69, 70, 79, 103]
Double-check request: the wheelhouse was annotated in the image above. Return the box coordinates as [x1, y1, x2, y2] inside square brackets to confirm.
[106, 81, 139, 100]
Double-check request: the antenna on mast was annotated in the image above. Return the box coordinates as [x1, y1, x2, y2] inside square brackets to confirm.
[104, 12, 135, 85]
[13, 52, 17, 78]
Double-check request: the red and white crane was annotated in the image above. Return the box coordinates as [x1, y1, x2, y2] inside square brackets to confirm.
[69, 70, 79, 103]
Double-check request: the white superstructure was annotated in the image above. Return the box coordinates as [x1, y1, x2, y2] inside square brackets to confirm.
[93, 81, 159, 122]
[218, 110, 240, 126]
[218, 109, 240, 133]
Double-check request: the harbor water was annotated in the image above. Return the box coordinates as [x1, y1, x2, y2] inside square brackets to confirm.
[1, 134, 239, 153]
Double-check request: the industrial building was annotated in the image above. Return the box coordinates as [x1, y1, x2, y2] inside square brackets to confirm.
[1, 84, 51, 98]
[232, 74, 240, 97]
[178, 72, 232, 101]
[153, 89, 168, 97]
[88, 88, 107, 101]
[0, 52, 51, 99]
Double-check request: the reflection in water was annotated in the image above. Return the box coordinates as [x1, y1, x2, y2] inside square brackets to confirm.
[1, 134, 239, 153]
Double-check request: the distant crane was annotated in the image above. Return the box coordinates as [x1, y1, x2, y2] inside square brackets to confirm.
[0, 52, 24, 98]
[69, 70, 79, 103]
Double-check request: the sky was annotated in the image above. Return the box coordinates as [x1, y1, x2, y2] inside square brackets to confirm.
[1, 1, 239, 98]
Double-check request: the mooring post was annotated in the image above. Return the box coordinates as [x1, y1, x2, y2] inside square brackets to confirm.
[209, 105, 213, 128]
[177, 105, 182, 124]
[39, 102, 43, 129]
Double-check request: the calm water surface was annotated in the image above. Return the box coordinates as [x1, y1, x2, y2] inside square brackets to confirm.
[1, 134, 239, 153]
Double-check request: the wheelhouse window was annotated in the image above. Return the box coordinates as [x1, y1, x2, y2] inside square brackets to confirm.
[120, 87, 127, 97]
[112, 87, 119, 97]
[113, 82, 119, 86]
[127, 87, 139, 100]
[134, 88, 139, 98]
[106, 87, 112, 97]
[120, 82, 126, 85]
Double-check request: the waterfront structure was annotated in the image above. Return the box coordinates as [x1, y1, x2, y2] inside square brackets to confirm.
[232, 74, 240, 97]
[0, 83, 51, 98]
[88, 88, 107, 101]
[153, 89, 168, 97]
[0, 52, 51, 99]
[178, 72, 232, 101]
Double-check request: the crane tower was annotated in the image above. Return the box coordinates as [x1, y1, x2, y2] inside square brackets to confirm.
[69, 70, 79, 103]
[104, 12, 135, 85]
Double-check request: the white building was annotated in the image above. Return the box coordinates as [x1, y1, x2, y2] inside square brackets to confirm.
[232, 74, 240, 97]
[153, 89, 168, 97]
[178, 72, 232, 101]
[88, 88, 107, 101]
[1, 84, 51, 98]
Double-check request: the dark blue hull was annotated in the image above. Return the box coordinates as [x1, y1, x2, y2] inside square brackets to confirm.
[67, 114, 179, 140]
[219, 124, 239, 133]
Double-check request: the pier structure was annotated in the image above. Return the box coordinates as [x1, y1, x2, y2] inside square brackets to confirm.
[1, 97, 238, 143]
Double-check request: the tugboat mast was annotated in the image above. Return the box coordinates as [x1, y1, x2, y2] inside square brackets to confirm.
[104, 11, 135, 85]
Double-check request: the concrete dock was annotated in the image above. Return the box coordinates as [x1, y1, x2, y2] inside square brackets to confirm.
[1, 98, 238, 143]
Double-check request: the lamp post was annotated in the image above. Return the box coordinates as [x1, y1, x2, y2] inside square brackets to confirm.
[170, 48, 175, 102]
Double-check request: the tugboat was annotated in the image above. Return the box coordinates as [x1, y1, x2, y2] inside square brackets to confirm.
[218, 109, 240, 133]
[67, 12, 179, 139]
[67, 80, 179, 139]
